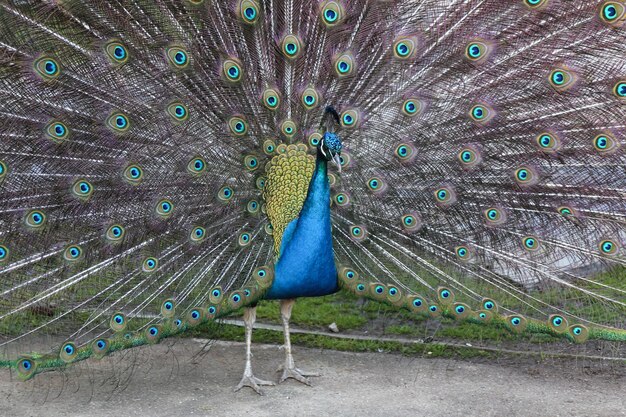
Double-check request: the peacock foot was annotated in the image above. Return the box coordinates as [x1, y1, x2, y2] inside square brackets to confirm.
[277, 364, 321, 385]
[234, 373, 276, 395]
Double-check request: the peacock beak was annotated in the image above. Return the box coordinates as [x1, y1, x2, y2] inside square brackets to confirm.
[332, 153, 342, 172]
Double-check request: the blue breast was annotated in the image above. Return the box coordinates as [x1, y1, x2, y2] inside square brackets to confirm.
[264, 158, 339, 300]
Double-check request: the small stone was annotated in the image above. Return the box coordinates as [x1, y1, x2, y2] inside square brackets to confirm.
[328, 322, 339, 333]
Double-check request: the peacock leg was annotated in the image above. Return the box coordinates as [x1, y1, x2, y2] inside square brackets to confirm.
[234, 306, 275, 395]
[278, 298, 321, 385]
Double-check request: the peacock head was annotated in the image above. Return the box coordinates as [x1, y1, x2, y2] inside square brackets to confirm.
[320, 132, 343, 171]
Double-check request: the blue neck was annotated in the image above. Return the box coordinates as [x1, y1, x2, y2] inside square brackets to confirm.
[264, 150, 339, 300]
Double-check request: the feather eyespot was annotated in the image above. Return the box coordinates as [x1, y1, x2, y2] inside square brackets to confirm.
[155, 199, 174, 218]
[613, 80, 626, 100]
[45, 121, 69, 143]
[340, 109, 359, 128]
[25, 210, 46, 229]
[334, 52, 355, 77]
[0, 245, 9, 263]
[281, 120, 297, 137]
[484, 207, 506, 225]
[599, 239, 619, 255]
[143, 257, 158, 273]
[223, 58, 243, 82]
[402, 98, 423, 117]
[105, 41, 129, 64]
[401, 213, 421, 232]
[524, 0, 548, 10]
[536, 132, 561, 153]
[393, 36, 417, 60]
[434, 186, 456, 206]
[123, 164, 144, 184]
[190, 226, 206, 243]
[593, 132, 619, 154]
[229, 116, 248, 136]
[72, 179, 93, 201]
[238, 232, 252, 247]
[320, 1, 345, 26]
[239, 0, 260, 24]
[106, 224, 125, 242]
[465, 39, 492, 63]
[455, 246, 472, 261]
[514, 166, 539, 186]
[63, 245, 83, 262]
[350, 225, 367, 241]
[34, 57, 60, 79]
[106, 112, 130, 133]
[188, 157, 206, 175]
[469, 103, 494, 124]
[263, 88, 281, 110]
[167, 102, 189, 122]
[522, 236, 540, 252]
[600, 2, 626, 26]
[166, 46, 190, 69]
[549, 67, 577, 92]
[302, 87, 320, 110]
[281, 34, 303, 59]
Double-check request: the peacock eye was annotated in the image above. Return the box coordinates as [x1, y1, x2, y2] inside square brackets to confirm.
[334, 193, 350, 207]
[187, 157, 206, 175]
[302, 87, 320, 109]
[535, 132, 561, 153]
[218, 186, 234, 202]
[263, 88, 281, 110]
[469, 104, 494, 123]
[281, 120, 297, 137]
[402, 98, 423, 117]
[321, 1, 344, 26]
[514, 166, 538, 186]
[334, 52, 355, 77]
[123, 164, 144, 184]
[434, 186, 456, 205]
[143, 257, 158, 272]
[340, 110, 358, 128]
[25, 210, 46, 229]
[393, 36, 417, 59]
[524, 0, 548, 9]
[45, 121, 69, 143]
[166, 46, 190, 69]
[367, 177, 385, 193]
[309, 133, 322, 147]
[281, 34, 303, 59]
[458, 147, 481, 168]
[350, 225, 367, 241]
[600, 2, 625, 25]
[599, 239, 618, 255]
[63, 245, 83, 262]
[106, 224, 125, 242]
[401, 213, 421, 232]
[455, 246, 472, 261]
[167, 102, 189, 122]
[238, 232, 252, 246]
[105, 41, 129, 64]
[613, 81, 626, 99]
[106, 112, 130, 132]
[484, 207, 506, 225]
[223, 58, 243, 82]
[465, 39, 491, 63]
[549, 67, 576, 92]
[229, 116, 249, 136]
[593, 132, 619, 154]
[34, 57, 60, 79]
[191, 226, 206, 242]
[239, 0, 260, 24]
[0, 245, 9, 263]
[72, 179, 93, 201]
[522, 236, 540, 251]
[558, 206, 574, 217]
[156, 199, 174, 218]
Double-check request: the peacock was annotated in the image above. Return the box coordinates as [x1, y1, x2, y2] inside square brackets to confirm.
[0, 0, 625, 396]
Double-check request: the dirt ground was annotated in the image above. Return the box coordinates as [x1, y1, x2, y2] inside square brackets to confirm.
[0, 338, 624, 417]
